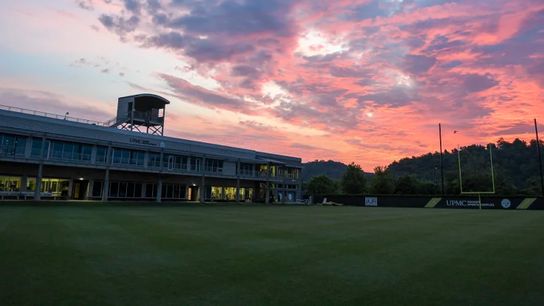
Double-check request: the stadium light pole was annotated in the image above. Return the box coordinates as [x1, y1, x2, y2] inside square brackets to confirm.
[535, 119, 544, 196]
[438, 123, 445, 195]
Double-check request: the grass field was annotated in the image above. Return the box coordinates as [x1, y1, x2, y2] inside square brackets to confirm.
[1, 204, 543, 305]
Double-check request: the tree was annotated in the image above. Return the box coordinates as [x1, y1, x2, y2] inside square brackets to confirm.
[341, 162, 366, 194]
[370, 166, 395, 194]
[394, 175, 419, 194]
[307, 175, 338, 195]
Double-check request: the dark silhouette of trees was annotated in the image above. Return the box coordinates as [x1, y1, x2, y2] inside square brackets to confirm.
[307, 175, 338, 196]
[370, 166, 395, 194]
[341, 163, 366, 194]
[303, 138, 543, 195]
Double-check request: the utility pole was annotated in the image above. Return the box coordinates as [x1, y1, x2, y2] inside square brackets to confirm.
[535, 119, 544, 196]
[439, 123, 445, 195]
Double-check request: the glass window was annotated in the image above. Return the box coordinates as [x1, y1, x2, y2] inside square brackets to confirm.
[211, 186, 222, 200]
[0, 133, 26, 157]
[0, 176, 21, 191]
[119, 182, 127, 197]
[145, 184, 155, 198]
[148, 153, 161, 168]
[134, 183, 142, 198]
[109, 182, 119, 197]
[96, 146, 108, 164]
[190, 157, 201, 172]
[92, 181, 103, 197]
[31, 138, 43, 157]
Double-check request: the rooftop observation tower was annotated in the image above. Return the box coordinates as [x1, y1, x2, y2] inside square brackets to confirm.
[108, 94, 170, 136]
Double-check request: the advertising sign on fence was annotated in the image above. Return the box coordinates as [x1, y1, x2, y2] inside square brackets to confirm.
[364, 197, 378, 207]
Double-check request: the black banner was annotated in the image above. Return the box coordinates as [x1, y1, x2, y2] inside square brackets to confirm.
[316, 195, 544, 210]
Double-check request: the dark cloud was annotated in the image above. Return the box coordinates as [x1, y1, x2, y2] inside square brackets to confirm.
[146, 33, 255, 61]
[231, 65, 260, 77]
[147, 32, 185, 49]
[461, 74, 498, 93]
[167, 0, 294, 36]
[357, 88, 416, 107]
[99, 14, 139, 36]
[329, 66, 371, 78]
[146, 0, 161, 12]
[161, 74, 253, 112]
[123, 0, 142, 14]
[494, 123, 533, 135]
[76, 0, 94, 10]
[403, 54, 436, 75]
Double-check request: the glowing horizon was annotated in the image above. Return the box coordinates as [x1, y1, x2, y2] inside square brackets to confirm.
[0, 0, 543, 171]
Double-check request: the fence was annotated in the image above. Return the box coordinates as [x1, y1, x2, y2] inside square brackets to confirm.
[314, 194, 544, 210]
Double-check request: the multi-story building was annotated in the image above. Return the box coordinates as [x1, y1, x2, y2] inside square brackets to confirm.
[0, 94, 302, 202]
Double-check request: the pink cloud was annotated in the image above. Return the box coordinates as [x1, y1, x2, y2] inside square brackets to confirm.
[2, 0, 544, 171]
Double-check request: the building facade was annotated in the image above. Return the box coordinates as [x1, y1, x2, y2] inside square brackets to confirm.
[0, 94, 302, 202]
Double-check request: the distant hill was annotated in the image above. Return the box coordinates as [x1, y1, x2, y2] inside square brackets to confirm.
[302, 160, 348, 182]
[387, 138, 544, 195]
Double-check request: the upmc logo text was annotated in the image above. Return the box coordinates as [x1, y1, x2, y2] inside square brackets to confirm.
[446, 199, 495, 208]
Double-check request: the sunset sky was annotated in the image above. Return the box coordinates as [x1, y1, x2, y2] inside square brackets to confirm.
[1, 0, 543, 171]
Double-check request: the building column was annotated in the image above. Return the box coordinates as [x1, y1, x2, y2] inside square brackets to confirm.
[265, 163, 271, 205]
[236, 159, 240, 203]
[296, 173, 303, 201]
[200, 174, 205, 204]
[102, 169, 110, 202]
[24, 137, 32, 158]
[156, 177, 163, 203]
[141, 183, 147, 198]
[34, 164, 43, 200]
[86, 180, 94, 200]
[67, 180, 74, 199]
[21, 175, 28, 192]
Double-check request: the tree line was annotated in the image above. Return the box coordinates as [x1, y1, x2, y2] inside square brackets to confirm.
[305, 138, 544, 196]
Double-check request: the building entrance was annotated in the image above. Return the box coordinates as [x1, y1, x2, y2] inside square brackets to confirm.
[188, 185, 199, 201]
[72, 180, 89, 200]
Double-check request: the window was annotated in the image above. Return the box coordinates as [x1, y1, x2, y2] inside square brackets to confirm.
[112, 148, 145, 166]
[31, 138, 44, 157]
[240, 163, 254, 176]
[48, 140, 92, 162]
[190, 157, 201, 172]
[92, 181, 103, 197]
[26, 178, 69, 197]
[148, 153, 161, 168]
[0, 176, 21, 192]
[109, 182, 119, 197]
[145, 183, 156, 198]
[205, 159, 223, 173]
[96, 146, 108, 164]
[0, 133, 26, 157]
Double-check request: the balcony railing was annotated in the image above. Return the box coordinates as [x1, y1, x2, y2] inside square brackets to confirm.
[0, 104, 108, 126]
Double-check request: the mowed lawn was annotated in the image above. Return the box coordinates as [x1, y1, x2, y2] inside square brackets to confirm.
[1, 205, 544, 306]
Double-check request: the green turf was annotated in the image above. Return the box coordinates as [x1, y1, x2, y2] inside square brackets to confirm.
[1, 205, 543, 306]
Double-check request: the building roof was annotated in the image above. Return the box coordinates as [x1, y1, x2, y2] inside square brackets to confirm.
[0, 107, 302, 167]
[119, 93, 170, 110]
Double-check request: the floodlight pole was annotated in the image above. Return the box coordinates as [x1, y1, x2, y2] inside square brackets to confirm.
[535, 119, 544, 196]
[488, 144, 496, 194]
[457, 149, 463, 194]
[439, 123, 445, 195]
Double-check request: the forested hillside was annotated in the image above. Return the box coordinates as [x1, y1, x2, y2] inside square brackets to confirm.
[302, 160, 348, 181]
[387, 138, 543, 195]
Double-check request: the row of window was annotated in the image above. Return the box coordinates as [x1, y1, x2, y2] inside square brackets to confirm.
[0, 176, 70, 197]
[0, 132, 300, 177]
[210, 186, 254, 201]
[91, 181, 188, 199]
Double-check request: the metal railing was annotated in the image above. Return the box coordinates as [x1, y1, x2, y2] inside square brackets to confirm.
[0, 104, 108, 126]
